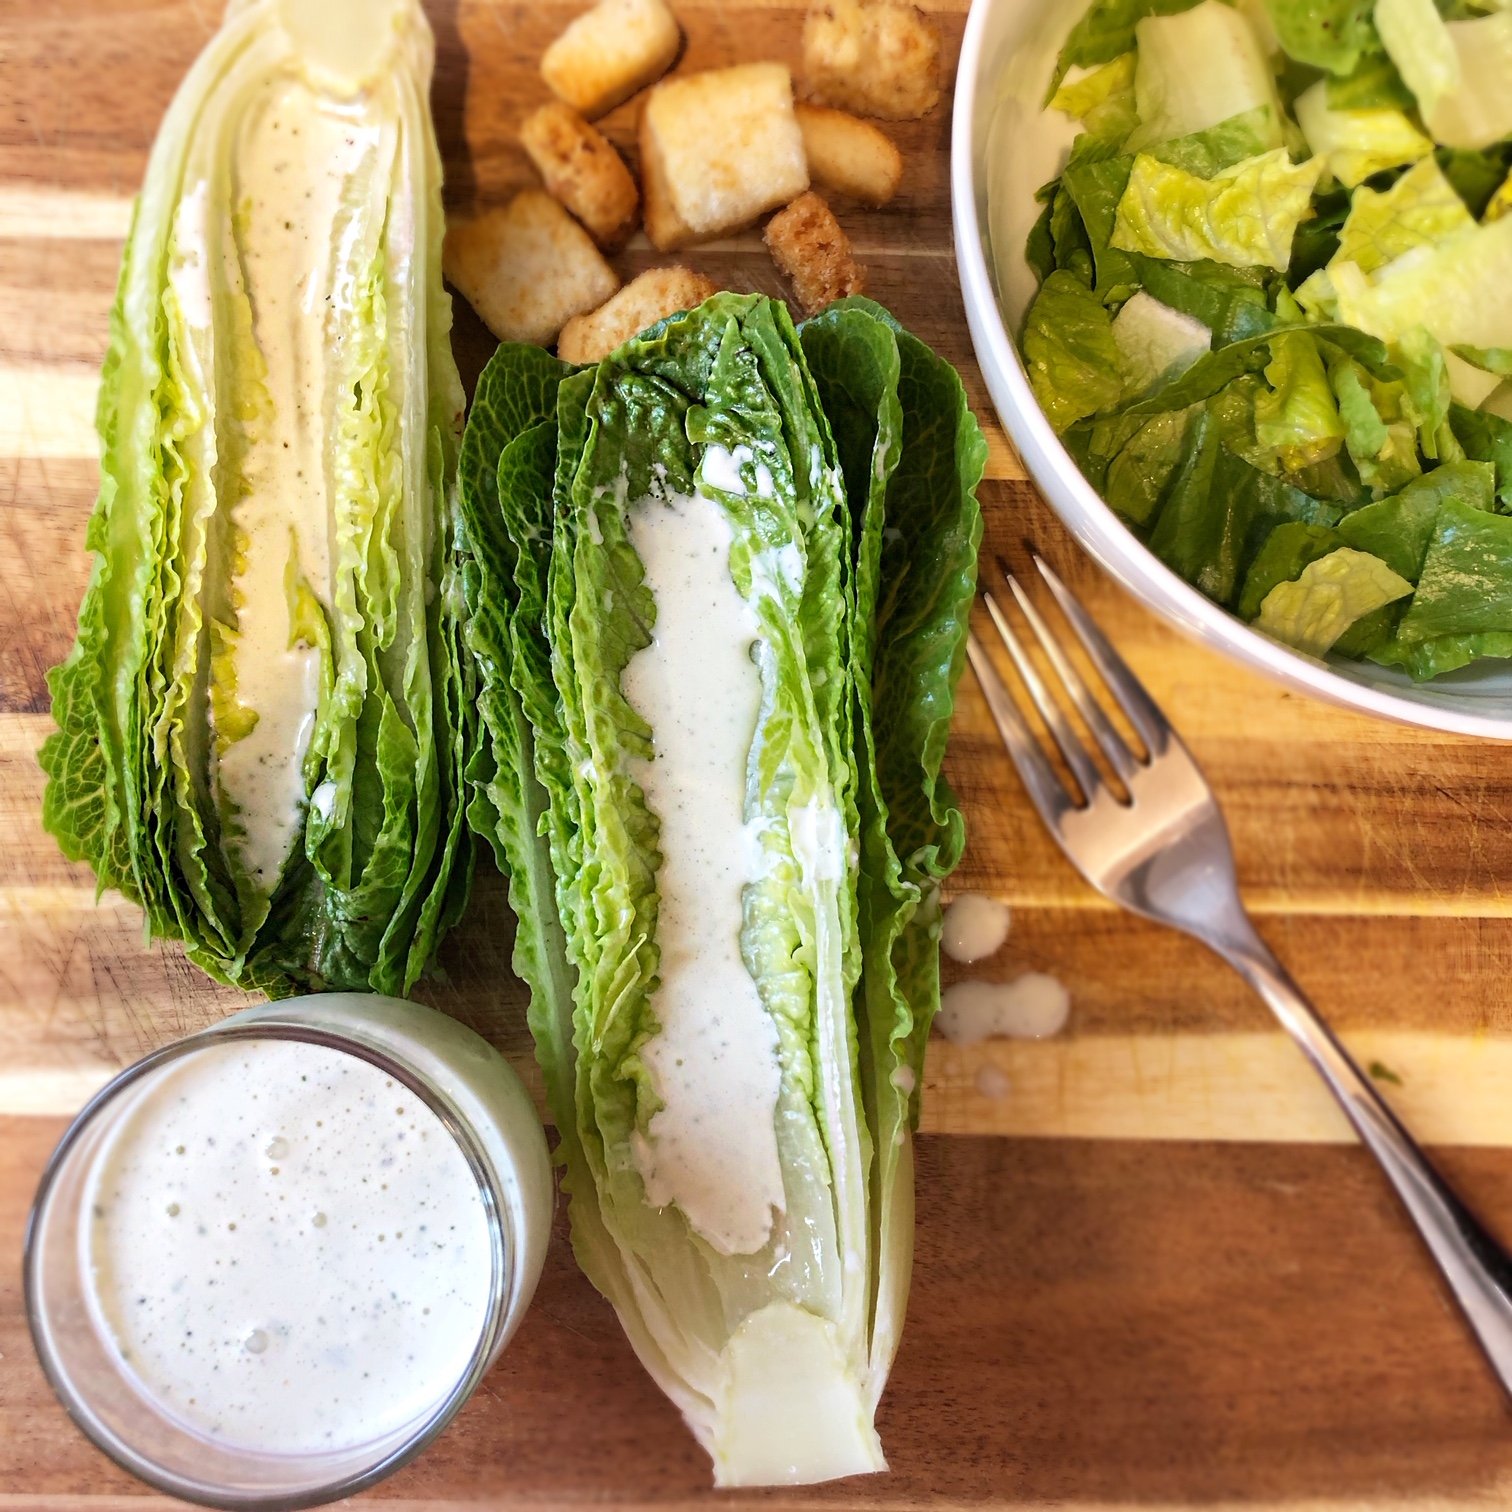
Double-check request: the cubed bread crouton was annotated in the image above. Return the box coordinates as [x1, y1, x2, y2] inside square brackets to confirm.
[639, 108, 696, 250]
[640, 64, 810, 249]
[520, 102, 640, 248]
[444, 190, 619, 346]
[764, 191, 866, 316]
[802, 0, 941, 121]
[795, 103, 903, 206]
[541, 0, 681, 119]
[558, 267, 720, 364]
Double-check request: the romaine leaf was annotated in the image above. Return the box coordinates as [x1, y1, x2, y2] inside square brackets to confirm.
[1333, 157, 1476, 275]
[1119, 321, 1390, 418]
[1489, 170, 1512, 222]
[1048, 0, 1206, 97]
[1022, 270, 1126, 431]
[1256, 546, 1413, 655]
[1112, 149, 1326, 271]
[40, 0, 471, 996]
[1254, 300, 1347, 470]
[1439, 145, 1512, 217]
[801, 296, 984, 1400]
[1112, 290, 1213, 395]
[1264, 0, 1378, 73]
[1328, 352, 1423, 492]
[1326, 50, 1417, 110]
[1051, 53, 1140, 149]
[1331, 212, 1512, 351]
[1372, 626, 1512, 677]
[1137, 256, 1277, 342]
[1448, 401, 1512, 499]
[1376, 0, 1463, 120]
[1237, 519, 1346, 618]
[1377, 0, 1512, 147]
[1294, 80, 1434, 187]
[1128, 2, 1284, 151]
[1149, 408, 1343, 603]
[465, 294, 981, 1487]
[1100, 406, 1203, 523]
[1336, 459, 1497, 576]
[1397, 496, 1512, 642]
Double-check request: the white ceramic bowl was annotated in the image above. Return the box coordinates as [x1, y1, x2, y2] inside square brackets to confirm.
[951, 0, 1512, 740]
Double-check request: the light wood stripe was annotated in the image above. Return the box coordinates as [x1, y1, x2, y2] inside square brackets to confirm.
[927, 1031, 1512, 1147]
[0, 365, 1027, 482]
[7, 1029, 1512, 1152]
[11, 873, 1512, 920]
[0, 368, 97, 459]
[0, 188, 132, 242]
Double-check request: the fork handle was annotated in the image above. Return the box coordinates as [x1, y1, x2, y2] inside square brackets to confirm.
[1215, 922, 1512, 1399]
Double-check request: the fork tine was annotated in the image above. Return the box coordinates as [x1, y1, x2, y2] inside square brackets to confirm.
[966, 631, 1076, 822]
[1033, 555, 1169, 757]
[1001, 564, 1140, 786]
[981, 593, 1104, 804]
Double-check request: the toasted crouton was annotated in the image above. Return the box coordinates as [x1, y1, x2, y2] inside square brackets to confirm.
[764, 191, 866, 316]
[639, 109, 696, 250]
[520, 102, 640, 248]
[541, 0, 681, 119]
[802, 0, 941, 121]
[795, 104, 903, 206]
[558, 267, 720, 364]
[640, 64, 810, 249]
[444, 190, 619, 346]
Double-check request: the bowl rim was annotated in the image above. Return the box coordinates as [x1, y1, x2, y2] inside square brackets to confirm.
[948, 0, 1512, 743]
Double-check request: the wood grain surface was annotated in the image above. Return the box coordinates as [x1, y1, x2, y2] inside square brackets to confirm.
[4, 0, 1512, 1506]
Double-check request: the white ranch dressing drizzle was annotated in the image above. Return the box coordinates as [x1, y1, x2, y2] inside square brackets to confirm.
[937, 973, 1071, 1044]
[85, 1038, 492, 1453]
[212, 75, 382, 889]
[941, 892, 1012, 963]
[622, 489, 786, 1258]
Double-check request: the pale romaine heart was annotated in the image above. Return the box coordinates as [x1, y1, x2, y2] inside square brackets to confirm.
[41, 0, 472, 994]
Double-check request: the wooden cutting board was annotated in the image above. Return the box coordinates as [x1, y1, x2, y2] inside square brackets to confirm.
[6, 1, 1512, 1506]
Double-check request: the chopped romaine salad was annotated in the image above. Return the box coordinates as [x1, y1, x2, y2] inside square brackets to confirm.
[1023, 0, 1512, 680]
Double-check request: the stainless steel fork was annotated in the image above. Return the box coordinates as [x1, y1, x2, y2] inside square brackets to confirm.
[969, 553, 1512, 1400]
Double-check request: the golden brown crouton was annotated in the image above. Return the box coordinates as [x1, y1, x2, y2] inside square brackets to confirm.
[558, 267, 720, 364]
[520, 102, 640, 248]
[640, 64, 810, 249]
[802, 0, 941, 121]
[541, 0, 681, 119]
[764, 191, 866, 316]
[444, 190, 620, 346]
[795, 104, 903, 206]
[638, 107, 697, 251]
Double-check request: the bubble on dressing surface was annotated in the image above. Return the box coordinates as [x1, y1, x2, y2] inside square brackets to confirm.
[940, 893, 1011, 964]
[936, 974, 1070, 1045]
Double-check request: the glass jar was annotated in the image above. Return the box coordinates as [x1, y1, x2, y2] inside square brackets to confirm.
[25, 993, 553, 1510]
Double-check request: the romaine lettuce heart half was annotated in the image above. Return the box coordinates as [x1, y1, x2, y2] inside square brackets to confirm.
[459, 294, 984, 1486]
[40, 0, 472, 995]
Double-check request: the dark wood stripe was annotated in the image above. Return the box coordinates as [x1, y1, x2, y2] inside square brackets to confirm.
[5, 1118, 1512, 1505]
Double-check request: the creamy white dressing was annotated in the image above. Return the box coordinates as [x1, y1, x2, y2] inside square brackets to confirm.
[940, 892, 1012, 964]
[212, 75, 382, 888]
[86, 1038, 492, 1453]
[975, 1065, 1010, 1100]
[937, 974, 1071, 1044]
[622, 490, 786, 1257]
